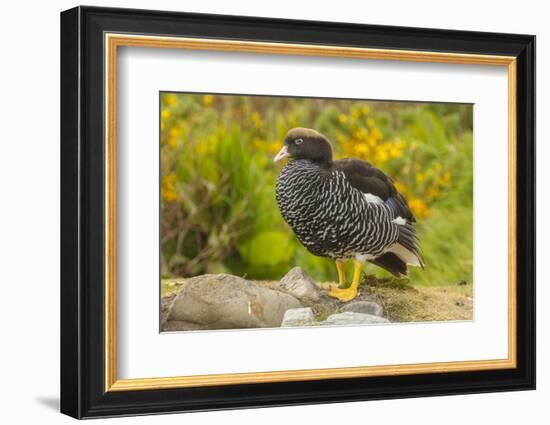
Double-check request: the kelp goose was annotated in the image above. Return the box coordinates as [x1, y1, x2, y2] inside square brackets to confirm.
[274, 127, 424, 302]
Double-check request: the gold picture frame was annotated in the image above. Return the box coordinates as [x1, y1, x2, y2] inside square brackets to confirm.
[104, 34, 517, 392]
[61, 6, 534, 419]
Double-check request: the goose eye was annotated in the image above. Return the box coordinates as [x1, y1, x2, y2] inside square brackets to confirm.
[295, 138, 304, 145]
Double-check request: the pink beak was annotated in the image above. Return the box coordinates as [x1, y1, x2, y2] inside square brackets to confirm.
[274, 145, 290, 163]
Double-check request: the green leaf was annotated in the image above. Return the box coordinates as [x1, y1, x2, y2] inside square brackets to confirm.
[238, 231, 294, 267]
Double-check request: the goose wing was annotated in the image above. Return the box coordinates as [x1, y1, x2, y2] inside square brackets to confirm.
[333, 158, 415, 222]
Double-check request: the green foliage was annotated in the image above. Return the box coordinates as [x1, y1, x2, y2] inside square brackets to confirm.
[238, 231, 295, 267]
[160, 93, 473, 285]
[410, 205, 473, 285]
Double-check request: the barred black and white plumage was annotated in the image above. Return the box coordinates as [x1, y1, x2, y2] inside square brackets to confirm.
[274, 128, 424, 282]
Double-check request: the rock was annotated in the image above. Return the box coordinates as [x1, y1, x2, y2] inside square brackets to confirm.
[281, 308, 316, 327]
[161, 320, 213, 332]
[320, 312, 389, 326]
[279, 267, 322, 301]
[340, 300, 384, 317]
[167, 274, 302, 329]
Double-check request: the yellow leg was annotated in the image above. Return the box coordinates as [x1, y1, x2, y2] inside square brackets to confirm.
[335, 259, 346, 288]
[329, 259, 363, 302]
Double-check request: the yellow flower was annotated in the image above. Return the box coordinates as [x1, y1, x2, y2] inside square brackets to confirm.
[394, 138, 405, 149]
[196, 140, 209, 155]
[203, 95, 214, 107]
[167, 136, 177, 149]
[251, 112, 262, 129]
[437, 171, 451, 186]
[161, 110, 171, 120]
[394, 181, 407, 194]
[353, 128, 368, 140]
[253, 138, 263, 149]
[165, 94, 177, 106]
[409, 197, 429, 217]
[162, 173, 178, 202]
[338, 114, 348, 124]
[354, 143, 369, 156]
[367, 117, 375, 128]
[269, 142, 283, 154]
[389, 146, 401, 158]
[371, 127, 382, 141]
[167, 127, 181, 149]
[375, 149, 389, 164]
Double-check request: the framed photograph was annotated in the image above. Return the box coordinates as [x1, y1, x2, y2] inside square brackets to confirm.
[60, 6, 535, 419]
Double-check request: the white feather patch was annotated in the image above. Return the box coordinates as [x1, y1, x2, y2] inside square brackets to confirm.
[392, 216, 407, 225]
[363, 193, 384, 204]
[388, 243, 422, 267]
[355, 253, 375, 262]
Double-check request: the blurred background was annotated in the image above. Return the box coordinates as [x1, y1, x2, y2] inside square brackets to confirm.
[160, 93, 473, 286]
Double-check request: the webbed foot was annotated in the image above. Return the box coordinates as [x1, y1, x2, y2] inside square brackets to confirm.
[328, 286, 358, 302]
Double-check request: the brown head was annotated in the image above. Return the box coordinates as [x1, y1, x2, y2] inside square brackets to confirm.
[274, 128, 333, 165]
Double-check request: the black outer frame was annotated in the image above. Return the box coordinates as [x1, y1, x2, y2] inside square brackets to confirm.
[60, 5, 535, 419]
